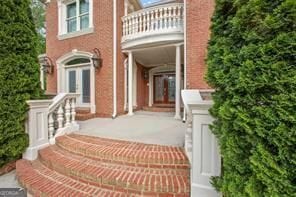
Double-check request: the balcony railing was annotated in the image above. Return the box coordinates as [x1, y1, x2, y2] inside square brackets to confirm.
[122, 3, 184, 42]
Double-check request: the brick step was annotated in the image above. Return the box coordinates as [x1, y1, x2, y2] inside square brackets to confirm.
[16, 160, 127, 197]
[38, 146, 190, 195]
[142, 106, 175, 112]
[76, 113, 96, 121]
[56, 134, 190, 169]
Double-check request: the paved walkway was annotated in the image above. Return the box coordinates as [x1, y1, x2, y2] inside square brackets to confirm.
[77, 111, 186, 147]
[0, 170, 20, 188]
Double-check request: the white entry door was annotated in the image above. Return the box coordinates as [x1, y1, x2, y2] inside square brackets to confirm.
[66, 67, 91, 107]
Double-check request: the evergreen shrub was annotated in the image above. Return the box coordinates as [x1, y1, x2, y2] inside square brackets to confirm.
[0, 0, 43, 167]
[206, 0, 296, 196]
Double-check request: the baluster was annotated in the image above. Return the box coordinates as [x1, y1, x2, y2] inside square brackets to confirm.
[151, 10, 154, 31]
[139, 13, 142, 33]
[135, 15, 139, 34]
[65, 98, 71, 127]
[168, 7, 172, 29]
[123, 18, 127, 36]
[178, 6, 183, 27]
[133, 15, 136, 34]
[128, 16, 132, 36]
[57, 104, 64, 129]
[71, 98, 76, 124]
[164, 7, 168, 29]
[155, 9, 159, 31]
[48, 113, 54, 139]
[173, 6, 177, 28]
[147, 11, 150, 32]
[159, 8, 163, 29]
[143, 12, 147, 32]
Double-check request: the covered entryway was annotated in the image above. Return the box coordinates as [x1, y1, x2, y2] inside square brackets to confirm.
[123, 44, 184, 119]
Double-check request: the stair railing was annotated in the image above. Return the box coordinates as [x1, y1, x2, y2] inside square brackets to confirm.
[23, 93, 79, 160]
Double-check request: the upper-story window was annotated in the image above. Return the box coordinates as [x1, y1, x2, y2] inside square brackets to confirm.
[58, 0, 93, 40]
[66, 0, 89, 33]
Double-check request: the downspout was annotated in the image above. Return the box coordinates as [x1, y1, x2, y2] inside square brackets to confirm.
[183, 0, 187, 123]
[112, 0, 117, 119]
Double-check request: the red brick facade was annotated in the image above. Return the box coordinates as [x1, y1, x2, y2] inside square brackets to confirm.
[45, 0, 214, 117]
[186, 0, 215, 89]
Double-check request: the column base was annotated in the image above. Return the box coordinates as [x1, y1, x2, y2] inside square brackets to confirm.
[174, 114, 182, 120]
[128, 112, 134, 116]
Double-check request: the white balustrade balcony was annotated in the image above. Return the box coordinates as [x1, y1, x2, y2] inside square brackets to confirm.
[122, 3, 184, 49]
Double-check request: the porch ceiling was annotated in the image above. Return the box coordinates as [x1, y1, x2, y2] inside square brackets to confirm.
[133, 45, 184, 67]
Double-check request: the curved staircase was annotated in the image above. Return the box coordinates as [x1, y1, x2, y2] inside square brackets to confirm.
[16, 134, 190, 196]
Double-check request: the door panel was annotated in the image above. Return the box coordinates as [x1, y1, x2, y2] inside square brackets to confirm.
[154, 74, 176, 104]
[66, 67, 91, 107]
[82, 69, 90, 103]
[154, 75, 164, 103]
[68, 70, 77, 93]
[168, 75, 176, 103]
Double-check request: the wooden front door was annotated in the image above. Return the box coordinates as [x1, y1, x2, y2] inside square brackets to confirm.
[154, 74, 176, 104]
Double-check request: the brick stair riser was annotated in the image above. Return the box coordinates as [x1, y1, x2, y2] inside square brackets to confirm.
[56, 138, 189, 169]
[38, 151, 190, 194]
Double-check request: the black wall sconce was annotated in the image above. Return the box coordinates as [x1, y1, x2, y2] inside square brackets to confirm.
[39, 55, 54, 74]
[92, 48, 103, 69]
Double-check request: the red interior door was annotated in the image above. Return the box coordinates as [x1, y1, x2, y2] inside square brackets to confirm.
[154, 74, 175, 104]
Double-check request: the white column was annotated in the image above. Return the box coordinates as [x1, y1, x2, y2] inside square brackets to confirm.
[124, 59, 128, 111]
[40, 66, 44, 90]
[128, 51, 134, 115]
[175, 44, 181, 119]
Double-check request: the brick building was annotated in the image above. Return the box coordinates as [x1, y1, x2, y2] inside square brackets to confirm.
[42, 0, 214, 119]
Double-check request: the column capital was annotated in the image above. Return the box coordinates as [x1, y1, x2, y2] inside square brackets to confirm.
[175, 43, 184, 47]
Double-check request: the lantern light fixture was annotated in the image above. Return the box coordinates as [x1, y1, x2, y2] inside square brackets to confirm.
[92, 48, 103, 69]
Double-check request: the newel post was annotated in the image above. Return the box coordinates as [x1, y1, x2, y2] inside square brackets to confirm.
[189, 101, 221, 197]
[23, 100, 52, 161]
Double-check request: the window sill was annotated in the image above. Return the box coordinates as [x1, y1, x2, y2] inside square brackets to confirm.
[58, 27, 94, 41]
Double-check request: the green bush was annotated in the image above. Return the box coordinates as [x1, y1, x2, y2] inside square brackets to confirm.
[206, 0, 296, 196]
[0, 0, 43, 167]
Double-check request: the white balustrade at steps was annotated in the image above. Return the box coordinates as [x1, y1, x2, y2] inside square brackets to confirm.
[23, 93, 79, 160]
[122, 3, 184, 42]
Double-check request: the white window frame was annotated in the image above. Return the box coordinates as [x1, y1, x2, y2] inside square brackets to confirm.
[57, 0, 93, 40]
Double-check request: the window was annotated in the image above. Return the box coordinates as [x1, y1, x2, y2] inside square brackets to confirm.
[66, 0, 89, 33]
[58, 0, 93, 38]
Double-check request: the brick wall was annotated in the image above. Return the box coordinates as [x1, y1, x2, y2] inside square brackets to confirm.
[136, 63, 149, 109]
[45, 0, 126, 117]
[186, 0, 215, 89]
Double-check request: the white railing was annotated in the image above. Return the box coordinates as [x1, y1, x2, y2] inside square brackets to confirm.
[48, 93, 79, 144]
[23, 93, 79, 160]
[122, 3, 184, 41]
[182, 90, 221, 197]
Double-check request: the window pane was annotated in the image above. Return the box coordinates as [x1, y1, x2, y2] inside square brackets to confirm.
[82, 69, 90, 103]
[67, 3, 76, 18]
[68, 71, 76, 93]
[66, 58, 90, 65]
[80, 0, 89, 14]
[80, 15, 89, 29]
[67, 18, 77, 33]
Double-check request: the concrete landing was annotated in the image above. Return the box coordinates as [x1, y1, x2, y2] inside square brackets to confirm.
[77, 111, 186, 147]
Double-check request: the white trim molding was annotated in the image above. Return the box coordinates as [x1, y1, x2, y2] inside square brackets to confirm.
[56, 50, 96, 114]
[148, 64, 175, 107]
[57, 0, 94, 39]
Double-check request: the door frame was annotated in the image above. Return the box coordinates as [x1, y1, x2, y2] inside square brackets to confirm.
[56, 51, 96, 114]
[148, 65, 176, 107]
[153, 73, 176, 104]
[65, 66, 91, 107]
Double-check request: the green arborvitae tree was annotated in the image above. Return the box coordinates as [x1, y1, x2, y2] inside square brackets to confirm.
[0, 0, 43, 167]
[207, 0, 296, 196]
